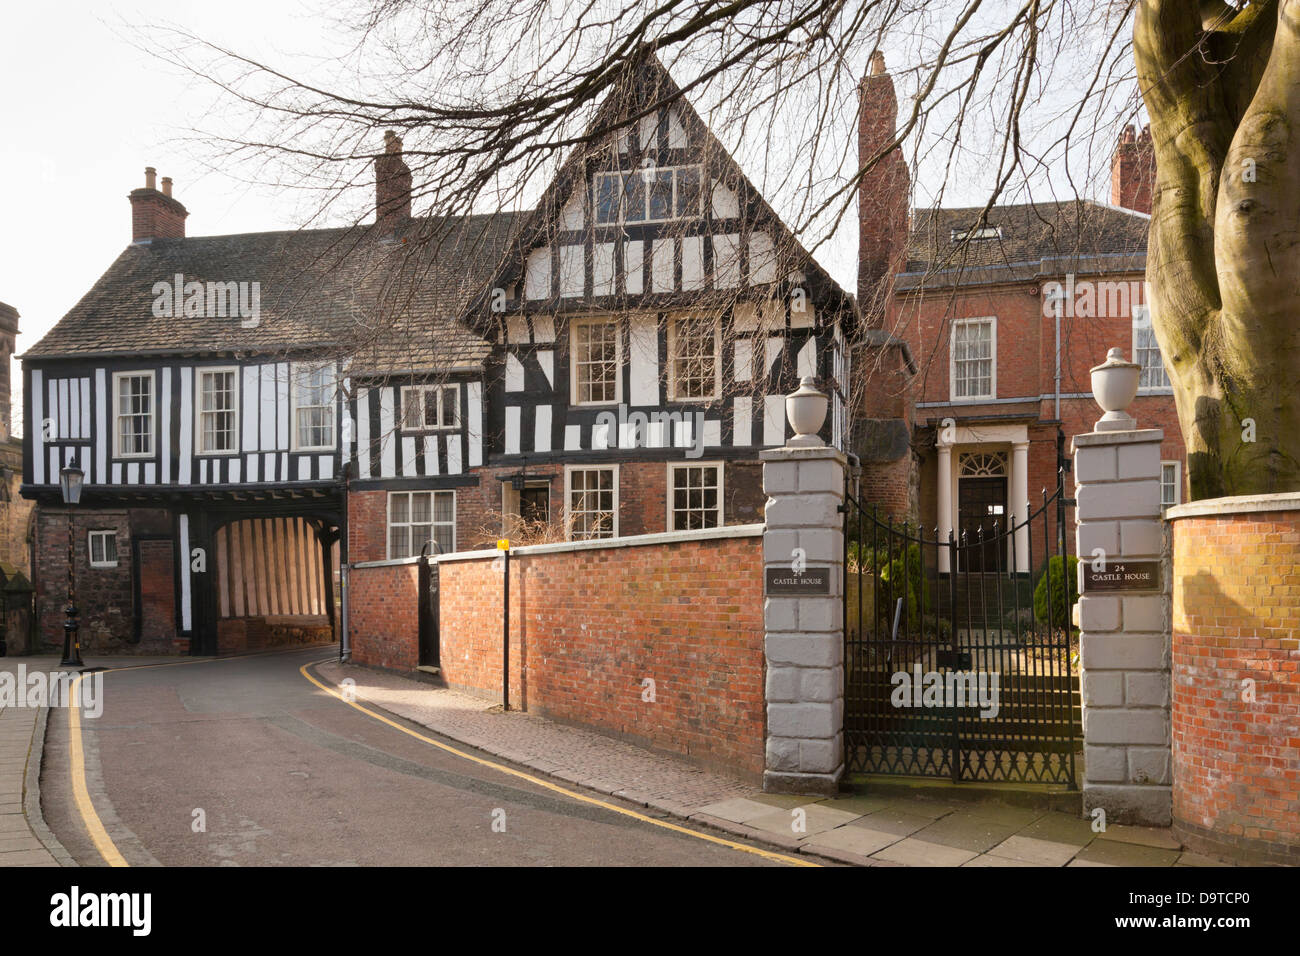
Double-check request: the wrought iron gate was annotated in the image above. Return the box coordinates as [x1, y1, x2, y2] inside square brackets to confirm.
[843, 467, 1080, 785]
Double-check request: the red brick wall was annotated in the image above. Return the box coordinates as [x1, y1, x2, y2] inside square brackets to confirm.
[348, 460, 768, 563]
[426, 531, 766, 778]
[348, 560, 421, 671]
[1171, 505, 1300, 865]
[34, 506, 175, 654]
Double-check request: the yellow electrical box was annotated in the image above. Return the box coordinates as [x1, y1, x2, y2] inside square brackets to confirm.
[497, 539, 510, 551]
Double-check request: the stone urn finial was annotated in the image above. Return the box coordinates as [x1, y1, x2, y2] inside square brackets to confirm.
[1090, 347, 1142, 432]
[786, 376, 828, 447]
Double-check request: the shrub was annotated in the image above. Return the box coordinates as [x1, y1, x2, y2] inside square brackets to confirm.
[1033, 555, 1079, 629]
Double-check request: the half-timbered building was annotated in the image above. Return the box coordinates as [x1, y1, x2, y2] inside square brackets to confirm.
[22, 54, 857, 656]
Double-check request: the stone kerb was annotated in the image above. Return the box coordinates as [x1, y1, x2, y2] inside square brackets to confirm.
[760, 444, 846, 795]
[1072, 427, 1172, 827]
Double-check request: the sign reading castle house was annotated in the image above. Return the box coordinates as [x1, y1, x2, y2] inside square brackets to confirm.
[1082, 559, 1161, 593]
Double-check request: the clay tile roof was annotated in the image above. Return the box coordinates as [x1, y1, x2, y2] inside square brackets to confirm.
[24, 212, 525, 374]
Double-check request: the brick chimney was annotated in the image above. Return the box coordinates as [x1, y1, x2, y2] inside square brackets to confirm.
[1111, 124, 1155, 214]
[129, 167, 188, 242]
[858, 51, 910, 329]
[376, 131, 412, 232]
[853, 51, 918, 524]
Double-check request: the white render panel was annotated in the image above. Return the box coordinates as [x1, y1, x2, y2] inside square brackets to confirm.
[534, 405, 552, 453]
[31, 369, 44, 485]
[402, 436, 417, 475]
[559, 245, 584, 297]
[423, 435, 439, 475]
[593, 241, 616, 296]
[506, 316, 529, 344]
[560, 192, 584, 229]
[467, 381, 483, 467]
[179, 514, 192, 631]
[159, 368, 171, 484]
[79, 377, 90, 440]
[379, 388, 396, 477]
[703, 419, 721, 448]
[592, 419, 610, 450]
[750, 232, 777, 284]
[711, 180, 740, 218]
[733, 303, 759, 332]
[298, 457, 311, 481]
[94, 369, 106, 485]
[246, 454, 258, 483]
[764, 395, 785, 446]
[446, 434, 462, 474]
[638, 112, 658, 151]
[505, 405, 521, 455]
[733, 397, 752, 446]
[505, 353, 525, 392]
[564, 424, 581, 451]
[356, 387, 371, 479]
[531, 315, 555, 343]
[525, 247, 551, 300]
[766, 337, 784, 377]
[667, 107, 688, 148]
[797, 339, 816, 379]
[276, 363, 289, 450]
[652, 238, 674, 293]
[179, 367, 193, 484]
[538, 350, 555, 390]
[230, 459, 241, 483]
[629, 313, 659, 406]
[712, 234, 741, 288]
[624, 240, 644, 295]
[242, 366, 258, 452]
[734, 339, 753, 382]
[789, 299, 816, 328]
[259, 365, 275, 451]
[681, 236, 705, 290]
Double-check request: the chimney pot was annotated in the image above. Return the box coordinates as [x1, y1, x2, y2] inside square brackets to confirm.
[145, 167, 157, 190]
[161, 177, 173, 197]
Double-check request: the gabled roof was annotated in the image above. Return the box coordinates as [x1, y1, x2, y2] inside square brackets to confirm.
[470, 50, 855, 323]
[25, 213, 523, 372]
[899, 199, 1149, 289]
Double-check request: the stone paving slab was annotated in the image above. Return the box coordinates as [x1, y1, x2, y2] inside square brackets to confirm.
[0, 695, 57, 867]
[317, 660, 1219, 868]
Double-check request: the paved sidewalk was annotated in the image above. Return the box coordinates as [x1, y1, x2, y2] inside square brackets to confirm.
[318, 661, 1227, 867]
[0, 663, 61, 867]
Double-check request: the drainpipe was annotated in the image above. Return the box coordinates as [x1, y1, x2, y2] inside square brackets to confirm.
[339, 462, 351, 663]
[1045, 283, 1066, 421]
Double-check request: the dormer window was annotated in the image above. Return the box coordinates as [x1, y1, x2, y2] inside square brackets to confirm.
[594, 165, 703, 225]
[951, 225, 1002, 242]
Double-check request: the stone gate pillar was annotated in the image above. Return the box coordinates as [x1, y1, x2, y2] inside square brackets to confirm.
[1072, 348, 1172, 826]
[761, 380, 846, 795]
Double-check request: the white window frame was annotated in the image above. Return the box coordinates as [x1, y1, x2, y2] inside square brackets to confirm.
[569, 315, 623, 407]
[386, 490, 457, 559]
[87, 529, 119, 568]
[667, 311, 723, 402]
[592, 164, 704, 226]
[1161, 460, 1182, 511]
[112, 370, 156, 459]
[195, 366, 240, 456]
[666, 461, 724, 531]
[949, 317, 997, 402]
[400, 384, 460, 431]
[564, 464, 619, 541]
[1133, 304, 1173, 393]
[290, 362, 337, 452]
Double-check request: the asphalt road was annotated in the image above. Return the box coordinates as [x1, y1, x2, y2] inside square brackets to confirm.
[39, 647, 786, 867]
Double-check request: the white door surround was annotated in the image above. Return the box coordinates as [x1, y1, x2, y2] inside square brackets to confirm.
[936, 423, 1030, 572]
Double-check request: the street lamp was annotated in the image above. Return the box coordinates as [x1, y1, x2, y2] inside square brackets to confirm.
[59, 453, 84, 668]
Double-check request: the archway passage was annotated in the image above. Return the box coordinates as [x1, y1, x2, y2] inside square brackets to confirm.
[212, 517, 338, 654]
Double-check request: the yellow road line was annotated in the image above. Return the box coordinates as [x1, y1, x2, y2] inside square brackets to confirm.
[300, 661, 818, 867]
[66, 646, 335, 867]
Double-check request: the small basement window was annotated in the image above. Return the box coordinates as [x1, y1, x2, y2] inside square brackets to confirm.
[88, 530, 119, 568]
